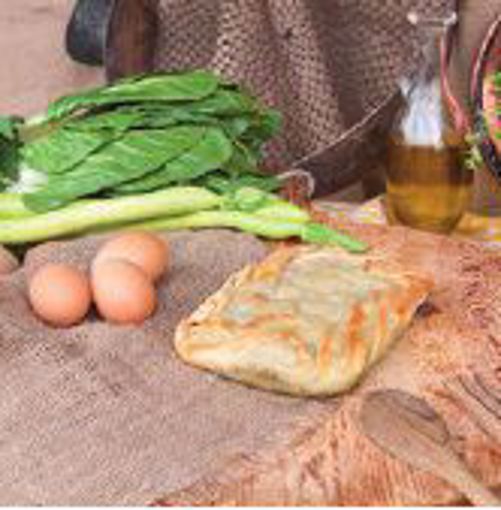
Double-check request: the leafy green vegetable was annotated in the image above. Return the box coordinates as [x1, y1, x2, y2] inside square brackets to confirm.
[23, 126, 207, 211]
[70, 106, 214, 132]
[0, 116, 24, 190]
[300, 223, 368, 252]
[220, 115, 253, 139]
[66, 108, 146, 132]
[465, 132, 484, 171]
[223, 186, 273, 213]
[222, 140, 260, 175]
[240, 109, 282, 152]
[0, 187, 223, 244]
[0, 139, 21, 190]
[181, 89, 258, 117]
[11, 71, 280, 211]
[114, 127, 232, 194]
[6, 167, 47, 194]
[129, 209, 367, 253]
[45, 70, 221, 121]
[22, 128, 118, 175]
[133, 209, 310, 240]
[0, 193, 34, 218]
[0, 115, 23, 140]
[246, 109, 282, 141]
[200, 173, 281, 194]
[0, 70, 368, 253]
[0, 185, 366, 253]
[14, 71, 277, 208]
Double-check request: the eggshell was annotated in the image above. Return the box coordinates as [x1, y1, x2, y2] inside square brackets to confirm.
[95, 232, 169, 282]
[29, 264, 92, 327]
[0, 245, 19, 275]
[91, 259, 157, 325]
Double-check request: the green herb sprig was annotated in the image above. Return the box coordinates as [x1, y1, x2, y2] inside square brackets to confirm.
[465, 71, 500, 170]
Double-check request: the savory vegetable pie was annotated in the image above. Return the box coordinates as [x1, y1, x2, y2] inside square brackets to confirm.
[174, 245, 433, 396]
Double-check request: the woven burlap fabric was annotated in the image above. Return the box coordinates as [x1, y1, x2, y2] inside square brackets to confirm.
[151, 0, 455, 192]
[0, 230, 337, 505]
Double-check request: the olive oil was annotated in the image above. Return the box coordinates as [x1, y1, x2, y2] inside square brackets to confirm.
[386, 12, 473, 234]
[386, 135, 473, 233]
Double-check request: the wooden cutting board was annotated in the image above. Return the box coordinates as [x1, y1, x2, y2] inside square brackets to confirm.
[155, 220, 501, 506]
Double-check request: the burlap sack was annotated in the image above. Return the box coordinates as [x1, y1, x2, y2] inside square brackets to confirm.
[0, 230, 334, 505]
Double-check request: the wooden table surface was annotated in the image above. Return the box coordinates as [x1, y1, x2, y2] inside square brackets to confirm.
[154, 219, 501, 506]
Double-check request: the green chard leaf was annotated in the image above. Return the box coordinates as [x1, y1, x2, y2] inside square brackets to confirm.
[68, 109, 146, 132]
[182, 90, 258, 117]
[67, 100, 256, 134]
[0, 138, 22, 190]
[107, 90, 258, 119]
[22, 128, 119, 175]
[46, 70, 221, 121]
[220, 115, 253, 139]
[13, 70, 283, 210]
[23, 126, 206, 212]
[240, 109, 282, 152]
[0, 115, 23, 140]
[200, 173, 281, 195]
[222, 139, 260, 175]
[126, 110, 216, 129]
[300, 223, 369, 253]
[67, 106, 217, 132]
[0, 116, 24, 190]
[114, 127, 232, 194]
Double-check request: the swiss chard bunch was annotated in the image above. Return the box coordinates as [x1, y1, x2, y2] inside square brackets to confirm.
[1, 70, 282, 212]
[0, 71, 368, 252]
[0, 115, 24, 191]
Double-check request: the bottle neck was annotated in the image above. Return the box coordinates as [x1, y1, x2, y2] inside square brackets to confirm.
[406, 12, 457, 87]
[398, 25, 451, 146]
[417, 28, 444, 85]
[395, 11, 468, 144]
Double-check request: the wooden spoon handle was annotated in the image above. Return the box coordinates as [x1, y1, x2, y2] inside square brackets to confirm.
[444, 457, 501, 507]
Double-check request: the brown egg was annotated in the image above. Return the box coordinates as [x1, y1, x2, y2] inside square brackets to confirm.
[0, 245, 19, 275]
[29, 264, 92, 327]
[94, 231, 169, 282]
[91, 259, 157, 325]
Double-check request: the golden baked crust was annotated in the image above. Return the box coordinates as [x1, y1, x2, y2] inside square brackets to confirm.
[174, 245, 434, 396]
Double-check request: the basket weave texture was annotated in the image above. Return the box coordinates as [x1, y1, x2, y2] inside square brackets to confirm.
[152, 0, 455, 191]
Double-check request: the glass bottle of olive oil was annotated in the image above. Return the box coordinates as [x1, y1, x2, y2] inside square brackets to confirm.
[386, 13, 473, 234]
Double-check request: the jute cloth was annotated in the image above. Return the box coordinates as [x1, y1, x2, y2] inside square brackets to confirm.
[0, 231, 338, 505]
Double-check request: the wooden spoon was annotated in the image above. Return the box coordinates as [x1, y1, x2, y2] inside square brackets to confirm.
[359, 389, 500, 506]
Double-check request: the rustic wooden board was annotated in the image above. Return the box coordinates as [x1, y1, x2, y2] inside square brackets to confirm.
[155, 221, 501, 506]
